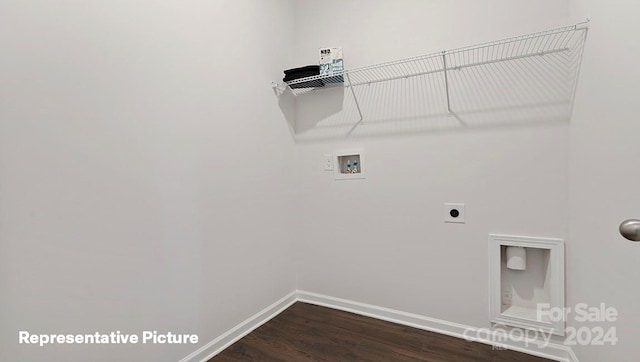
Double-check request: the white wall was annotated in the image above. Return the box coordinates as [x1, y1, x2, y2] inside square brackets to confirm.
[568, 1, 640, 360]
[3, 1, 638, 361]
[0, 1, 295, 361]
[501, 247, 551, 310]
[291, 0, 571, 329]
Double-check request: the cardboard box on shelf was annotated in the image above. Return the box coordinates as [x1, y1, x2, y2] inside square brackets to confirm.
[319, 47, 343, 84]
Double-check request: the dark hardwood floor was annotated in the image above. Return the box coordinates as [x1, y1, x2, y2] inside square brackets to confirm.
[210, 302, 551, 362]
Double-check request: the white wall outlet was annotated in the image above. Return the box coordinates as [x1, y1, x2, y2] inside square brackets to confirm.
[444, 203, 465, 223]
[324, 154, 333, 171]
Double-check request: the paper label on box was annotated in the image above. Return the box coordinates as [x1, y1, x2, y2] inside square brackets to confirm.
[319, 47, 344, 83]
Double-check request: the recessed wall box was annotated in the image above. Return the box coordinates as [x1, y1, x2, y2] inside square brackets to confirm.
[489, 234, 565, 336]
[333, 150, 365, 180]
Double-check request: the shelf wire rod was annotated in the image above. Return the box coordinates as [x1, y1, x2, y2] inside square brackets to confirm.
[494, 52, 527, 109]
[570, 34, 587, 66]
[462, 56, 480, 114]
[501, 41, 510, 61]
[409, 62, 422, 119]
[511, 38, 520, 58]
[497, 51, 538, 107]
[533, 30, 547, 54]
[445, 64, 467, 127]
[464, 48, 469, 70]
[345, 72, 364, 130]
[349, 67, 446, 88]
[395, 63, 405, 78]
[541, 31, 555, 53]
[531, 48, 572, 89]
[491, 41, 497, 61]
[558, 30, 575, 50]
[565, 29, 580, 48]
[406, 56, 419, 77]
[527, 50, 571, 98]
[416, 58, 428, 79]
[549, 31, 565, 51]
[412, 56, 424, 76]
[484, 41, 489, 63]
[568, 28, 588, 122]
[403, 57, 415, 79]
[452, 47, 569, 71]
[531, 37, 543, 52]
[472, 52, 494, 113]
[424, 57, 434, 74]
[523, 37, 533, 58]
[503, 40, 513, 61]
[532, 54, 569, 111]
[476, 56, 500, 109]
[516, 37, 526, 59]
[402, 62, 415, 79]
[445, 24, 575, 57]
[384, 64, 394, 81]
[342, 45, 568, 92]
[553, 32, 568, 52]
[442, 51, 453, 114]
[511, 52, 561, 106]
[542, 34, 562, 50]
[359, 22, 580, 71]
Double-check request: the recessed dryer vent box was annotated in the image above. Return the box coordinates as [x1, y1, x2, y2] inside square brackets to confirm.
[334, 150, 365, 180]
[489, 234, 565, 336]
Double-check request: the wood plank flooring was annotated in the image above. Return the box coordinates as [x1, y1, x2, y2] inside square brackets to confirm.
[210, 302, 551, 362]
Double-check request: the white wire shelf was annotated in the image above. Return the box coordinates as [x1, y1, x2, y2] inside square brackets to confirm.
[274, 21, 589, 140]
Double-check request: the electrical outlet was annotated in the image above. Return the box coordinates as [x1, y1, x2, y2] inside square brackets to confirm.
[444, 203, 465, 223]
[324, 154, 333, 171]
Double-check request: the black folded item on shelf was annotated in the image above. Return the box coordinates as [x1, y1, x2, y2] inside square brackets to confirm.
[283, 65, 323, 88]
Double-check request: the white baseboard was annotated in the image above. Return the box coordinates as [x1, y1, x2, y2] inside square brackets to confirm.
[296, 290, 576, 362]
[567, 348, 580, 362]
[177, 291, 297, 362]
[180, 290, 577, 362]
